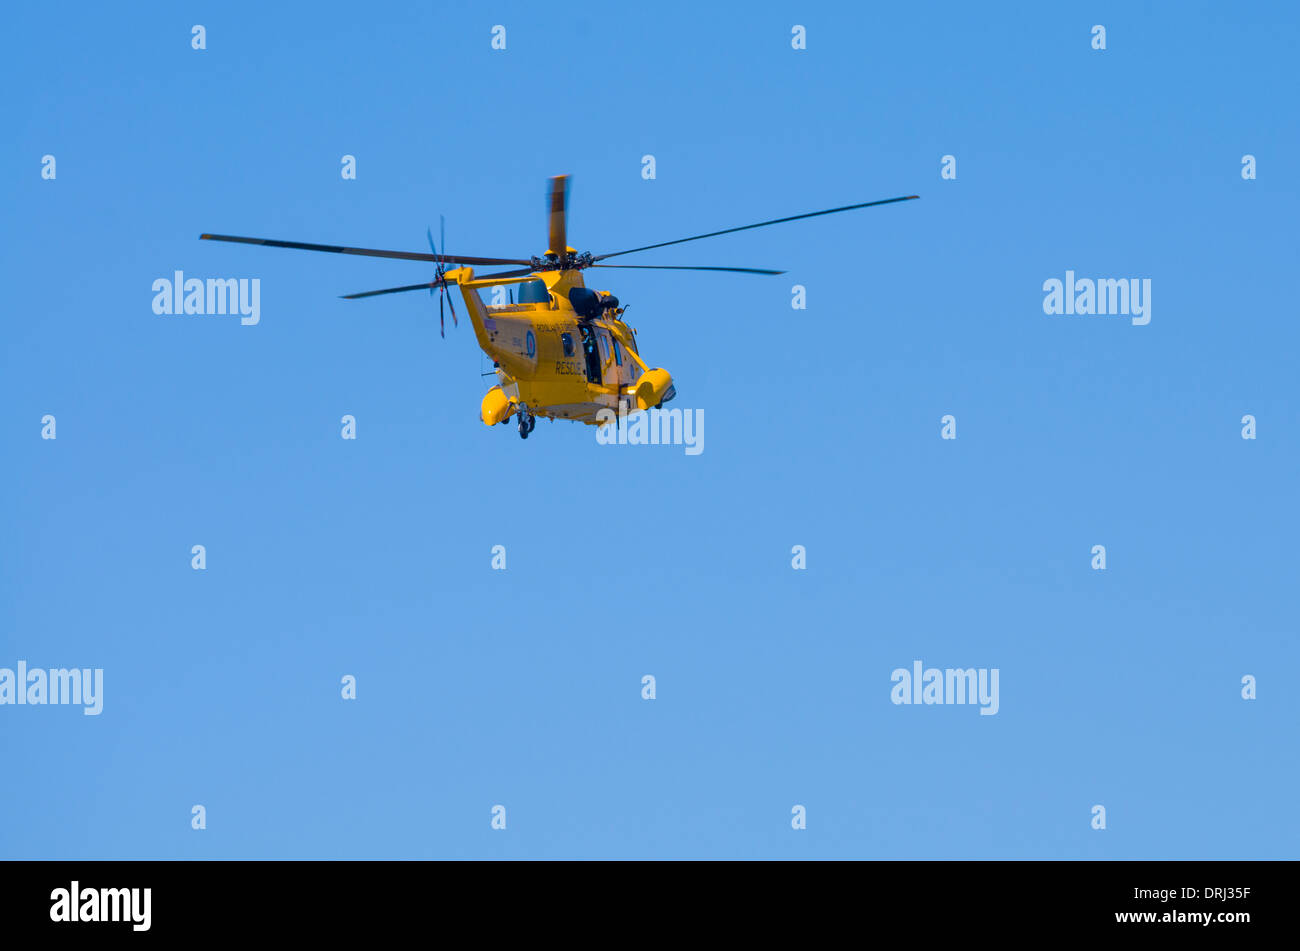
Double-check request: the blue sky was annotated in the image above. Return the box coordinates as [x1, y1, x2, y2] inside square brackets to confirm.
[2, 1, 1296, 858]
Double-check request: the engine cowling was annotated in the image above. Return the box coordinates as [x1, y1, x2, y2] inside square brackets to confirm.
[634, 368, 675, 411]
[480, 386, 513, 426]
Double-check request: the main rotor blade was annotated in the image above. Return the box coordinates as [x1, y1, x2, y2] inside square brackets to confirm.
[593, 194, 919, 261]
[342, 268, 538, 299]
[201, 233, 530, 266]
[340, 281, 448, 300]
[475, 267, 539, 279]
[589, 264, 784, 276]
[547, 175, 568, 256]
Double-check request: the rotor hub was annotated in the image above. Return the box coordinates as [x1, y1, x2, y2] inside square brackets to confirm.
[532, 250, 595, 272]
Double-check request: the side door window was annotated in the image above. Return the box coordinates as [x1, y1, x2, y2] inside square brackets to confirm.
[578, 325, 602, 383]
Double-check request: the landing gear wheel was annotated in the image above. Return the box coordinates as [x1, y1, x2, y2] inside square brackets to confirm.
[527, 415, 536, 434]
[518, 414, 529, 439]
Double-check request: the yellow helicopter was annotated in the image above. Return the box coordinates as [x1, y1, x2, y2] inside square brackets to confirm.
[201, 177, 917, 439]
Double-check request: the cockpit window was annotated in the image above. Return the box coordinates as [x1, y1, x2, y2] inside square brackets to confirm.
[612, 338, 622, 366]
[516, 280, 549, 304]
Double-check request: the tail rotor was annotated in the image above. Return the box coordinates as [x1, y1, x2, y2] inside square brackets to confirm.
[426, 216, 458, 338]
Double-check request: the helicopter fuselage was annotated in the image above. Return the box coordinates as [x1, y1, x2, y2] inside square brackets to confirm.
[446, 266, 675, 428]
